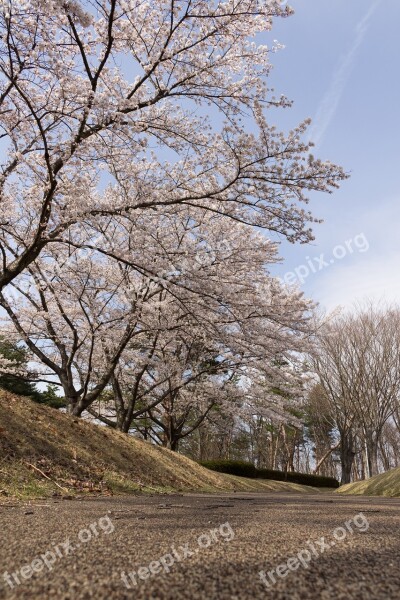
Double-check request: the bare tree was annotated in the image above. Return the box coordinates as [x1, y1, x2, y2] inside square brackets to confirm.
[313, 305, 400, 480]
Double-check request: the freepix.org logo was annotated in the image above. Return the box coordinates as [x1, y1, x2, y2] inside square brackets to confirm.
[259, 512, 370, 590]
[3, 514, 114, 590]
[280, 233, 369, 287]
[121, 521, 235, 589]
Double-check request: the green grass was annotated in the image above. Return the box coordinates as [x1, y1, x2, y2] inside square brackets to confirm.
[337, 467, 400, 497]
[0, 463, 55, 500]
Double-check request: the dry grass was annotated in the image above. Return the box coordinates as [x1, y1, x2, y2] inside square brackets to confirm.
[0, 392, 317, 500]
[337, 467, 400, 498]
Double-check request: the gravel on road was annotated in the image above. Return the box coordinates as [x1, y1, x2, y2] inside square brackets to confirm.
[1, 492, 399, 599]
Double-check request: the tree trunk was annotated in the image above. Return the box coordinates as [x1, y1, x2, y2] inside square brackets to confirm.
[313, 441, 340, 475]
[65, 394, 82, 416]
[164, 435, 180, 451]
[112, 376, 129, 431]
[365, 431, 379, 477]
[379, 440, 390, 472]
[69, 402, 84, 417]
[340, 431, 356, 485]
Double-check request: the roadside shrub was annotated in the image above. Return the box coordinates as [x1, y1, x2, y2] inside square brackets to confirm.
[199, 460, 257, 478]
[256, 468, 286, 482]
[200, 461, 339, 488]
[257, 469, 339, 488]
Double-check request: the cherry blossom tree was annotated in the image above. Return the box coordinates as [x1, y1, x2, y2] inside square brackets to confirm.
[84, 213, 314, 442]
[0, 0, 350, 469]
[0, 250, 147, 414]
[0, 0, 346, 294]
[0, 203, 314, 427]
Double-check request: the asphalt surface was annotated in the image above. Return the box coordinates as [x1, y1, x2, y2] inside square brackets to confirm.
[1, 492, 399, 599]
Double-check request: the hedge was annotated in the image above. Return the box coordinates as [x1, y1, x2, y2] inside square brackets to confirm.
[199, 460, 257, 478]
[257, 468, 340, 489]
[199, 460, 339, 488]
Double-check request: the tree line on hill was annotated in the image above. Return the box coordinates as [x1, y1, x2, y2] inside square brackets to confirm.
[2, 304, 400, 485]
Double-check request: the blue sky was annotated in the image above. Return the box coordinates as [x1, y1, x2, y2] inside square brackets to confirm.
[264, 0, 400, 311]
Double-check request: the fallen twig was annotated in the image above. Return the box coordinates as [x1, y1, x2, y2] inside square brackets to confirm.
[25, 463, 69, 493]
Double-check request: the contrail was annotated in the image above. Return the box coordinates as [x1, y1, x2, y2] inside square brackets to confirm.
[308, 0, 382, 150]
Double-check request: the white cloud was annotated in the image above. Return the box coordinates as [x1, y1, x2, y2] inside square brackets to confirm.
[309, 0, 382, 149]
[313, 256, 400, 311]
[309, 194, 400, 310]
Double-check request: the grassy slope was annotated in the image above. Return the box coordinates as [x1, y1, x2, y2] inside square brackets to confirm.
[337, 467, 400, 498]
[0, 392, 317, 500]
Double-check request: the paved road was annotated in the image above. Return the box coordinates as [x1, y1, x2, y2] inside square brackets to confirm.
[1, 492, 399, 599]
